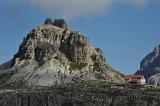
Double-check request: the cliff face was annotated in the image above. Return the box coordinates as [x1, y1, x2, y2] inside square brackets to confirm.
[136, 44, 160, 85]
[0, 18, 123, 87]
[12, 25, 90, 65]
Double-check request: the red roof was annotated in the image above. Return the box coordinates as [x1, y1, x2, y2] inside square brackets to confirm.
[123, 75, 144, 80]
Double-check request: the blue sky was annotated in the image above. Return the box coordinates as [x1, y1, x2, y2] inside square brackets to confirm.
[0, 0, 160, 74]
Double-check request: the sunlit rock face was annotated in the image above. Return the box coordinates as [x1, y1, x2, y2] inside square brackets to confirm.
[136, 44, 160, 86]
[0, 18, 123, 87]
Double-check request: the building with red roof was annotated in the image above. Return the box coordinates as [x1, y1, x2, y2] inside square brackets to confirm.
[123, 75, 146, 85]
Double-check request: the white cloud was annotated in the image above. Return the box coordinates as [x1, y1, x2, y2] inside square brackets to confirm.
[2, 0, 156, 18]
[28, 0, 153, 18]
[28, 0, 112, 18]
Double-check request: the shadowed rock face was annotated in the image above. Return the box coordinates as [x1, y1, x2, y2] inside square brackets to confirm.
[0, 18, 123, 87]
[35, 42, 57, 65]
[44, 18, 54, 25]
[136, 44, 160, 85]
[54, 19, 68, 29]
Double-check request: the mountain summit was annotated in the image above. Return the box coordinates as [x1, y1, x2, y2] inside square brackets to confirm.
[0, 18, 123, 87]
[136, 44, 160, 86]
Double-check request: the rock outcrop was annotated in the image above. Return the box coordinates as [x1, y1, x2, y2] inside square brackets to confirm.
[136, 44, 160, 85]
[0, 18, 123, 87]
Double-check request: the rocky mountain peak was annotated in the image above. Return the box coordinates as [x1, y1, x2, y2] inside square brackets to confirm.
[140, 44, 160, 71]
[0, 18, 123, 87]
[136, 44, 160, 85]
[154, 44, 160, 55]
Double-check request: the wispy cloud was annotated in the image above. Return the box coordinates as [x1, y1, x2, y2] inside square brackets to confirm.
[28, 0, 154, 18]
[3, 0, 155, 18]
[0, 0, 155, 35]
[122, 0, 150, 7]
[28, 0, 112, 18]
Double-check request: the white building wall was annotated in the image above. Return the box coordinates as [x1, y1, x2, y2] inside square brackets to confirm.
[137, 77, 146, 85]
